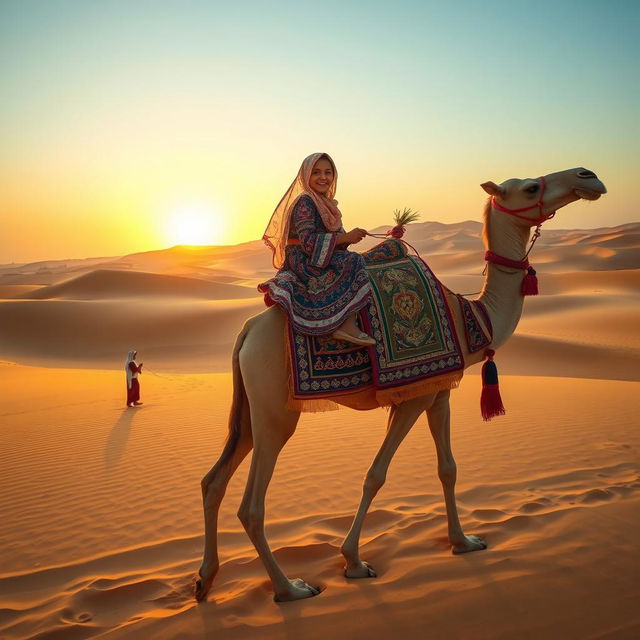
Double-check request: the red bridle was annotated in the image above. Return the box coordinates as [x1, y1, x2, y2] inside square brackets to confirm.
[491, 176, 556, 226]
[485, 175, 557, 295]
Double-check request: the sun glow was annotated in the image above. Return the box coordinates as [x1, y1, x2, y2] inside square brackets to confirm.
[164, 204, 225, 246]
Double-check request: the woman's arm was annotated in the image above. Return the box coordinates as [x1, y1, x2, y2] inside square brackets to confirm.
[293, 197, 367, 264]
[293, 196, 338, 268]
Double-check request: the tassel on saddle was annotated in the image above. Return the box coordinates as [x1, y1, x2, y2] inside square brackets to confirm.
[480, 349, 505, 421]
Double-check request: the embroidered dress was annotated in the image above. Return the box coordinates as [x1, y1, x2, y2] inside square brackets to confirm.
[258, 195, 372, 335]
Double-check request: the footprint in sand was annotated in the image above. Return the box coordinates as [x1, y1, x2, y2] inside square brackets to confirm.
[61, 608, 93, 623]
[580, 488, 614, 504]
[518, 501, 547, 513]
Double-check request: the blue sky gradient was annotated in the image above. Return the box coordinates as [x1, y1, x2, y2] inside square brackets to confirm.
[1, 0, 638, 261]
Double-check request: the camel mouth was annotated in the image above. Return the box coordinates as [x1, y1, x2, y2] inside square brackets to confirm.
[574, 188, 602, 201]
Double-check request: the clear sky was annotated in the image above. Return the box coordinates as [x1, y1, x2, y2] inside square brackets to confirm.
[1, 0, 638, 263]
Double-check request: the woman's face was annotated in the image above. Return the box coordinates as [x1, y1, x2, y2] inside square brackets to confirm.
[309, 158, 334, 195]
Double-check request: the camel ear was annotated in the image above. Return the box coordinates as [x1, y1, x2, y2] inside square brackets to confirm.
[480, 181, 504, 197]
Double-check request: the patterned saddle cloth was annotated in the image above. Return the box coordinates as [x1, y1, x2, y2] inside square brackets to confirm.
[285, 239, 492, 410]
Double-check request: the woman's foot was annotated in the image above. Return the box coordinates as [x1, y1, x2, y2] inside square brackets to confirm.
[333, 313, 375, 346]
[133, 401, 144, 406]
[332, 329, 376, 346]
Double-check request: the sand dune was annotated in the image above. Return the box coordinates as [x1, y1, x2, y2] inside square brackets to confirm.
[0, 298, 264, 370]
[15, 269, 258, 301]
[1, 365, 638, 639]
[2, 222, 639, 290]
[2, 268, 637, 378]
[0, 285, 42, 298]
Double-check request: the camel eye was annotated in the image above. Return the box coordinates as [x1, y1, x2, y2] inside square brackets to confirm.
[524, 184, 539, 194]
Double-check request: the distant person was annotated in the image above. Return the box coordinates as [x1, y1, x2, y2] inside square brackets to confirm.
[125, 349, 144, 407]
[258, 152, 375, 346]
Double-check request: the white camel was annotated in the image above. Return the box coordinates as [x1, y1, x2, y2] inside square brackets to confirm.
[195, 167, 606, 602]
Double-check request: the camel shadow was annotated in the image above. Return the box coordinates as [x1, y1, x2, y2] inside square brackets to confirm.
[104, 408, 137, 469]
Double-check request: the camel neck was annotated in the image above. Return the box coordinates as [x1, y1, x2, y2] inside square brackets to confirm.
[478, 212, 531, 349]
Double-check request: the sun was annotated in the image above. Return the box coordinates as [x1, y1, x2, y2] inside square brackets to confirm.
[165, 204, 225, 246]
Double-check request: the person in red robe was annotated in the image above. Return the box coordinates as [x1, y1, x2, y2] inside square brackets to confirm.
[125, 349, 144, 407]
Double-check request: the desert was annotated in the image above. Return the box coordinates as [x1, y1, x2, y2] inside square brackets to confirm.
[1, 220, 638, 639]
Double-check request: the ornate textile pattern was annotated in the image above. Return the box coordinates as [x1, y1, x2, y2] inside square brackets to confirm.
[362, 245, 463, 390]
[360, 237, 408, 263]
[287, 316, 374, 401]
[287, 239, 465, 407]
[457, 296, 493, 353]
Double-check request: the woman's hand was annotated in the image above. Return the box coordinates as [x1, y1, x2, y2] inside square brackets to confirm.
[339, 228, 367, 245]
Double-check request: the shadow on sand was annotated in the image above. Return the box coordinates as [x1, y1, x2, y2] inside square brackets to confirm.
[104, 406, 140, 469]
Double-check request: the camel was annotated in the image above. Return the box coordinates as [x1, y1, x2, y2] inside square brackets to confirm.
[194, 167, 606, 603]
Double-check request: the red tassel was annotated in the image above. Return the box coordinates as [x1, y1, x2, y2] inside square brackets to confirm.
[521, 267, 538, 296]
[481, 349, 505, 421]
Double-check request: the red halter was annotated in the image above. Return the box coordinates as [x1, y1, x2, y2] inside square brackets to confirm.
[485, 176, 557, 296]
[490, 176, 556, 226]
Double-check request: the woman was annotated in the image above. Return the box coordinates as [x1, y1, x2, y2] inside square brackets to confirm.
[258, 152, 375, 345]
[125, 349, 144, 407]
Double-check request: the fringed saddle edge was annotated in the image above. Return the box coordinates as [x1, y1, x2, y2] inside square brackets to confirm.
[374, 370, 463, 406]
[285, 371, 464, 414]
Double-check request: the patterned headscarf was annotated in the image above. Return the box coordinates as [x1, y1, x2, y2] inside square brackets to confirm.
[262, 152, 343, 269]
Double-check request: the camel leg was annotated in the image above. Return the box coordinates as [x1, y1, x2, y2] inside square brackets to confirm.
[426, 389, 487, 554]
[195, 429, 253, 601]
[341, 395, 433, 578]
[237, 408, 320, 602]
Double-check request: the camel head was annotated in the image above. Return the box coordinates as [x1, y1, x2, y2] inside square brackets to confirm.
[480, 167, 607, 227]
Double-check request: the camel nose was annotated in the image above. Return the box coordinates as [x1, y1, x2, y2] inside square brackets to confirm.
[577, 169, 598, 179]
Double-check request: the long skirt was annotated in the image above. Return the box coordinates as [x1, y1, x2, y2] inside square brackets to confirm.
[126, 378, 140, 405]
[258, 246, 372, 335]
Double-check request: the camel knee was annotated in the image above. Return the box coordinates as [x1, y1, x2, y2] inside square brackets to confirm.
[237, 504, 264, 538]
[438, 460, 457, 484]
[201, 468, 227, 499]
[364, 467, 386, 496]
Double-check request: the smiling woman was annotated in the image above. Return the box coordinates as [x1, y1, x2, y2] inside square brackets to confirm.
[164, 204, 226, 246]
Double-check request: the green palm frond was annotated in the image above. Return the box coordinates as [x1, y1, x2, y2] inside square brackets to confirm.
[393, 207, 420, 226]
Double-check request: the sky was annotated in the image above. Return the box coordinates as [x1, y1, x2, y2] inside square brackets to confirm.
[1, 0, 638, 264]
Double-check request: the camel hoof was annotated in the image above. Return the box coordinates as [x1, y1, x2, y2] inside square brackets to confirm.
[274, 578, 321, 602]
[451, 534, 488, 554]
[193, 570, 215, 602]
[344, 561, 377, 579]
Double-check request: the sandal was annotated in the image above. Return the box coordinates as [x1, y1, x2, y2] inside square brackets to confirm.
[332, 329, 376, 346]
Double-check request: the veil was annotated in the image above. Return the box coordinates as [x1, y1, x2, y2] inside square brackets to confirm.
[262, 152, 343, 269]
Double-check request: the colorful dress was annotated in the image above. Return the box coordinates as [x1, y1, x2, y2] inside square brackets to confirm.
[258, 195, 372, 335]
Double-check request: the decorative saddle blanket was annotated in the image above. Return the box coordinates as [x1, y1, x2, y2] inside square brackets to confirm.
[286, 239, 486, 410]
[457, 295, 493, 354]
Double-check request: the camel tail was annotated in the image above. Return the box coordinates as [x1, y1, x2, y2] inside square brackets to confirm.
[218, 320, 252, 467]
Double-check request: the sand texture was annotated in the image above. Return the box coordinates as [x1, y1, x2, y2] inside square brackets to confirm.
[1, 367, 638, 639]
[1, 221, 639, 639]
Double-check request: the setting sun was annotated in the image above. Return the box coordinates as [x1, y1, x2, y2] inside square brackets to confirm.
[164, 204, 225, 246]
